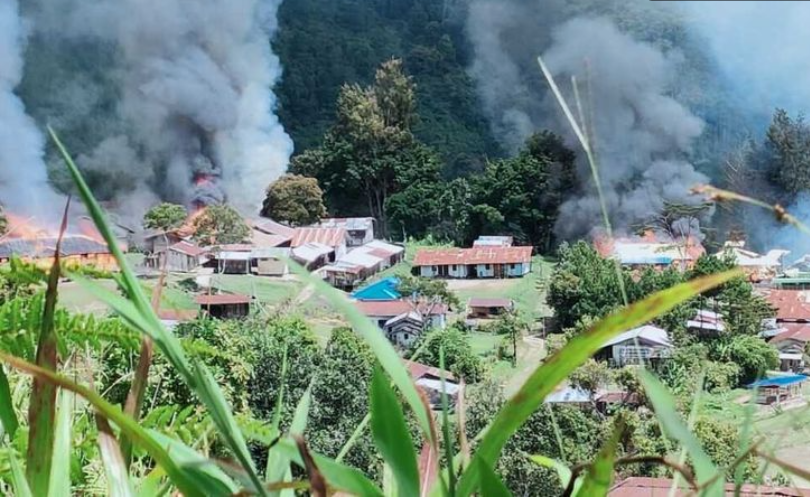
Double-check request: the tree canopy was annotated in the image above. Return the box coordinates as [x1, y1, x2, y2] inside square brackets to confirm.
[192, 204, 251, 245]
[261, 174, 327, 226]
[143, 202, 188, 231]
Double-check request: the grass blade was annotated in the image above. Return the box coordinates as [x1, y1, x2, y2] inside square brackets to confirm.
[50, 129, 266, 496]
[370, 366, 420, 497]
[149, 430, 238, 496]
[7, 444, 32, 496]
[1, 351, 213, 497]
[528, 455, 572, 489]
[97, 415, 135, 497]
[47, 389, 74, 497]
[639, 371, 724, 496]
[268, 384, 312, 497]
[26, 197, 69, 496]
[476, 458, 512, 497]
[457, 270, 739, 495]
[574, 423, 622, 497]
[289, 262, 434, 445]
[439, 346, 455, 496]
[0, 365, 18, 438]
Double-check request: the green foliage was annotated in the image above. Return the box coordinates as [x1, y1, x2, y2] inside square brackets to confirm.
[764, 109, 810, 196]
[192, 204, 251, 245]
[712, 335, 779, 384]
[0, 206, 7, 236]
[142, 203, 188, 231]
[412, 327, 483, 383]
[261, 174, 327, 226]
[569, 359, 613, 395]
[398, 274, 459, 309]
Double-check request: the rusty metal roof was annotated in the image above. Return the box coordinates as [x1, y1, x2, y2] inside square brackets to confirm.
[413, 246, 532, 266]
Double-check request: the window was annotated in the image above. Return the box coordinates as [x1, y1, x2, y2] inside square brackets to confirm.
[510, 263, 516, 270]
[404, 333, 409, 341]
[485, 264, 491, 270]
[451, 264, 457, 271]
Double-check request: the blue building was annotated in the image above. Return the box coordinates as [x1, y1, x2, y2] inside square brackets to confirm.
[351, 277, 401, 301]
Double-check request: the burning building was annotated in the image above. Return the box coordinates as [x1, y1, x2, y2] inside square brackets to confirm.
[594, 231, 706, 271]
[0, 236, 115, 270]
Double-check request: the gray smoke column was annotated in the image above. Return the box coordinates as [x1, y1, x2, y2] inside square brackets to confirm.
[37, 0, 293, 216]
[543, 18, 708, 238]
[0, 0, 61, 219]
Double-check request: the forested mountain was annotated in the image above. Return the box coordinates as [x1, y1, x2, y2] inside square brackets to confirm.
[274, 0, 502, 177]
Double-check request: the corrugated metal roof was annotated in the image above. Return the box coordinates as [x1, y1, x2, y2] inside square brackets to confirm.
[0, 235, 110, 258]
[252, 218, 296, 238]
[468, 297, 513, 309]
[748, 374, 808, 388]
[291, 227, 346, 248]
[319, 217, 374, 231]
[602, 325, 670, 348]
[291, 242, 333, 263]
[355, 300, 448, 317]
[413, 246, 532, 266]
[169, 241, 207, 257]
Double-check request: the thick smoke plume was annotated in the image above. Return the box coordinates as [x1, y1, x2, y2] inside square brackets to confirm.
[31, 0, 293, 219]
[543, 18, 709, 239]
[0, 0, 61, 220]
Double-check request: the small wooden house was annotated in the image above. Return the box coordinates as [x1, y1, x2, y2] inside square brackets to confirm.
[195, 294, 251, 319]
[467, 297, 514, 318]
[596, 325, 672, 367]
[166, 241, 208, 272]
[748, 375, 807, 405]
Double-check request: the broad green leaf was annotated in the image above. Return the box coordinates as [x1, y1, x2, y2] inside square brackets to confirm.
[457, 270, 739, 495]
[0, 351, 211, 497]
[289, 262, 434, 444]
[0, 366, 18, 438]
[97, 416, 135, 497]
[439, 346, 455, 496]
[370, 367, 420, 497]
[477, 459, 512, 497]
[48, 390, 74, 497]
[149, 431, 238, 496]
[267, 384, 312, 498]
[528, 455, 572, 489]
[575, 423, 622, 497]
[639, 371, 724, 497]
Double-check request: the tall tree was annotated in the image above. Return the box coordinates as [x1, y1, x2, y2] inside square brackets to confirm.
[261, 174, 327, 226]
[143, 203, 188, 231]
[192, 204, 251, 245]
[764, 109, 810, 196]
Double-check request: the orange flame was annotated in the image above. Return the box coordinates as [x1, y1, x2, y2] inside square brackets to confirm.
[4, 213, 53, 240]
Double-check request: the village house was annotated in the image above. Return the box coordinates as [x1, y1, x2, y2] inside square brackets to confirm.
[317, 217, 375, 247]
[686, 309, 726, 338]
[195, 294, 252, 319]
[141, 229, 184, 255]
[291, 226, 347, 260]
[355, 299, 448, 346]
[594, 232, 705, 271]
[472, 235, 514, 247]
[291, 242, 334, 270]
[322, 250, 384, 290]
[250, 247, 290, 276]
[405, 360, 461, 409]
[164, 241, 208, 272]
[210, 246, 253, 274]
[250, 218, 295, 247]
[413, 246, 533, 279]
[467, 297, 514, 319]
[748, 374, 808, 406]
[716, 240, 788, 282]
[351, 240, 405, 269]
[351, 277, 402, 301]
[0, 235, 117, 271]
[595, 325, 672, 367]
[769, 326, 810, 372]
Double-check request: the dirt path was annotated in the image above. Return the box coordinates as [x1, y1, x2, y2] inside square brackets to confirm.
[504, 336, 546, 396]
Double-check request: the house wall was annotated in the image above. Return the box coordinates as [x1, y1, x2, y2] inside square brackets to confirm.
[476, 264, 495, 278]
[419, 265, 436, 277]
[448, 264, 467, 278]
[254, 258, 287, 276]
[166, 251, 196, 272]
[505, 261, 531, 277]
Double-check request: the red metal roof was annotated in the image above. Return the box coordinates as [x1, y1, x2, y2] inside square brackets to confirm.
[609, 477, 810, 497]
[771, 323, 810, 344]
[765, 290, 810, 321]
[169, 241, 207, 257]
[404, 360, 456, 382]
[354, 299, 448, 317]
[195, 294, 251, 306]
[413, 246, 532, 266]
[468, 297, 513, 308]
[291, 227, 346, 248]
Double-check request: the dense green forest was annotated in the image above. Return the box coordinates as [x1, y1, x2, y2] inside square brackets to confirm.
[274, 0, 502, 177]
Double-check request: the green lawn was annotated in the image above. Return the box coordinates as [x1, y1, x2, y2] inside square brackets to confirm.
[209, 274, 302, 304]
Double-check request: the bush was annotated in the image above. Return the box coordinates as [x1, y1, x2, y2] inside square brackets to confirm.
[412, 326, 484, 382]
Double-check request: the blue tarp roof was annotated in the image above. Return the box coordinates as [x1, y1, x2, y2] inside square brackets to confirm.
[620, 256, 674, 265]
[352, 277, 401, 301]
[747, 375, 808, 388]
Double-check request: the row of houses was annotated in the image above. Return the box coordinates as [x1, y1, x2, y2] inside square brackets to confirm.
[413, 245, 533, 279]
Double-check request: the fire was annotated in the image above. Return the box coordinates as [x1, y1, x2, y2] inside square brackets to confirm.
[4, 213, 53, 240]
[194, 173, 215, 187]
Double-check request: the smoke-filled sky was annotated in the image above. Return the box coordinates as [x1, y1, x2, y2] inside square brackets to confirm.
[0, 0, 61, 220]
[4, 0, 293, 224]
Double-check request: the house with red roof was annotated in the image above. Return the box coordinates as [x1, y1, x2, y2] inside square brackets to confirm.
[355, 299, 448, 347]
[165, 241, 209, 272]
[196, 293, 251, 319]
[413, 246, 533, 279]
[763, 290, 810, 372]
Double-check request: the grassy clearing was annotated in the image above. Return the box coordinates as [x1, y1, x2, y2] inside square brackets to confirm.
[209, 274, 302, 304]
[58, 279, 197, 313]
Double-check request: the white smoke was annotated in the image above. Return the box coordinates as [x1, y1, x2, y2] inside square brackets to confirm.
[32, 0, 293, 217]
[0, 0, 61, 219]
